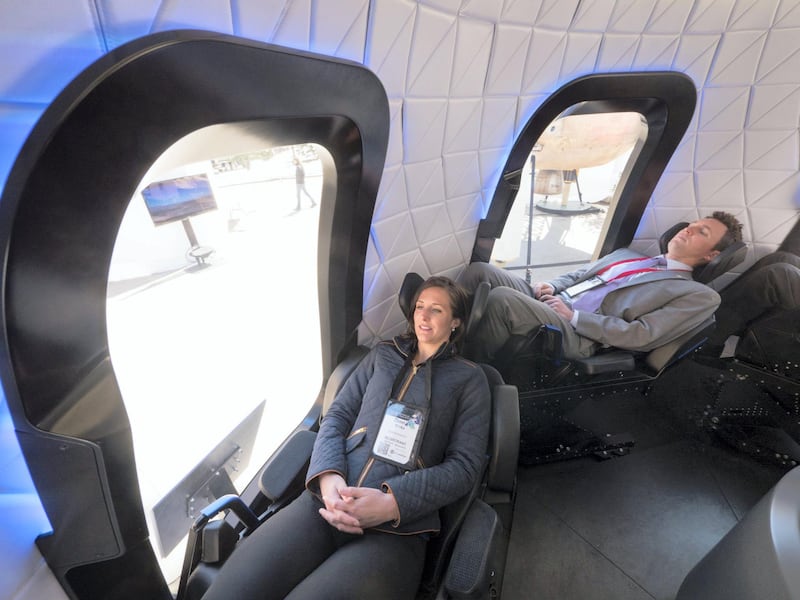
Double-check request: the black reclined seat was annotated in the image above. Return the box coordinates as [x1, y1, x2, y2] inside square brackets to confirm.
[177, 273, 520, 600]
[459, 224, 746, 463]
[478, 221, 747, 389]
[691, 249, 800, 467]
[721, 249, 800, 379]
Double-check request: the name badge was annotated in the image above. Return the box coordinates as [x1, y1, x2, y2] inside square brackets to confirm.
[372, 399, 428, 469]
[563, 276, 604, 298]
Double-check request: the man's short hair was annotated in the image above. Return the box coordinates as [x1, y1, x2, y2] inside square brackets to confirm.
[707, 211, 743, 251]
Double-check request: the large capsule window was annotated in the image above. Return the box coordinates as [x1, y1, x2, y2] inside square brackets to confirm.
[107, 138, 326, 582]
[490, 108, 647, 283]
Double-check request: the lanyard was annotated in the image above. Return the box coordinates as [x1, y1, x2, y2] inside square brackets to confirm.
[390, 352, 432, 407]
[373, 352, 432, 470]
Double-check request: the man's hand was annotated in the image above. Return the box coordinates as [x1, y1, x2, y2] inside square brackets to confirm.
[539, 294, 574, 321]
[532, 282, 555, 299]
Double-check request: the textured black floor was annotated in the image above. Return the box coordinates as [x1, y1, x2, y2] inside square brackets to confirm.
[501, 380, 788, 600]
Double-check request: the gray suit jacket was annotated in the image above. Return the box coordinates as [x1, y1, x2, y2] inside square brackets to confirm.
[548, 249, 720, 352]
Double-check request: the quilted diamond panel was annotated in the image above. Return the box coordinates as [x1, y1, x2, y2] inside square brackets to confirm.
[728, 0, 779, 31]
[0, 1, 103, 103]
[695, 131, 744, 170]
[673, 34, 720, 86]
[560, 31, 603, 80]
[745, 170, 800, 210]
[365, 0, 415, 98]
[459, 0, 503, 23]
[698, 87, 749, 131]
[669, 134, 697, 173]
[535, 0, 582, 30]
[311, 0, 369, 61]
[403, 98, 448, 162]
[608, 0, 658, 33]
[407, 5, 457, 97]
[450, 17, 494, 97]
[522, 29, 568, 94]
[373, 164, 409, 223]
[652, 171, 696, 208]
[646, 0, 696, 34]
[708, 31, 766, 86]
[757, 28, 800, 84]
[695, 170, 746, 208]
[385, 98, 406, 167]
[747, 84, 800, 129]
[596, 33, 642, 71]
[444, 98, 483, 154]
[572, 0, 614, 32]
[744, 130, 798, 171]
[150, 0, 234, 32]
[485, 24, 531, 95]
[634, 34, 680, 69]
[237, 0, 311, 48]
[443, 151, 482, 199]
[685, 0, 737, 34]
[404, 159, 446, 209]
[500, 0, 546, 27]
[480, 97, 518, 149]
[96, 1, 161, 49]
[774, 1, 800, 28]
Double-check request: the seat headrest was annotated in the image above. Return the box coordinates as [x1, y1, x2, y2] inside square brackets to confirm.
[659, 221, 747, 284]
[692, 241, 747, 284]
[398, 272, 424, 319]
[659, 222, 689, 254]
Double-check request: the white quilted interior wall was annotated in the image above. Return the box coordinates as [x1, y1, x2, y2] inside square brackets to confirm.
[2, 0, 798, 345]
[1, 1, 800, 597]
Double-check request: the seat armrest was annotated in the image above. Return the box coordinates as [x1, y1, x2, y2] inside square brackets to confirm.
[444, 499, 505, 600]
[192, 494, 259, 532]
[574, 351, 636, 375]
[259, 429, 317, 501]
[487, 384, 519, 494]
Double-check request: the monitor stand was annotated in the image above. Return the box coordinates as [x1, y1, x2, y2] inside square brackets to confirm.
[181, 218, 214, 265]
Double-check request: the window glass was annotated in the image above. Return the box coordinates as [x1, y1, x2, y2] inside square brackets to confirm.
[107, 142, 324, 586]
[491, 110, 646, 283]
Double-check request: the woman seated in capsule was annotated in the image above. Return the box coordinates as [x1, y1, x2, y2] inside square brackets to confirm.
[203, 275, 490, 600]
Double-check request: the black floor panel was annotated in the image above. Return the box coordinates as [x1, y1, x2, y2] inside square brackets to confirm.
[504, 496, 653, 600]
[503, 388, 788, 600]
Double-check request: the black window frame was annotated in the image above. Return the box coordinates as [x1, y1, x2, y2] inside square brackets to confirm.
[472, 71, 697, 263]
[0, 30, 389, 599]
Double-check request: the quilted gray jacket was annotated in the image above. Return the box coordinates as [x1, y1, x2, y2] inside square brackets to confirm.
[306, 336, 490, 535]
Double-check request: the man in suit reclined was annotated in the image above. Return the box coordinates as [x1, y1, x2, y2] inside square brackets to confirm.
[458, 211, 743, 363]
